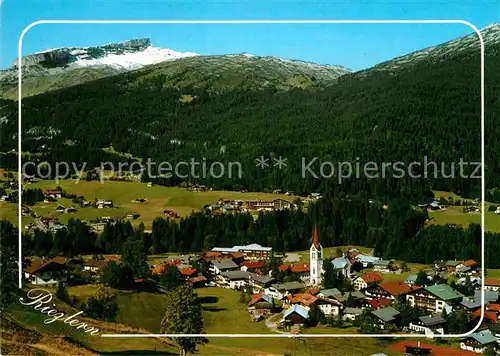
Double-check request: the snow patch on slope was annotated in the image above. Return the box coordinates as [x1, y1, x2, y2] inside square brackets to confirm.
[71, 46, 199, 70]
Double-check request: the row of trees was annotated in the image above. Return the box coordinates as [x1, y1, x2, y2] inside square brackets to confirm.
[23, 193, 500, 268]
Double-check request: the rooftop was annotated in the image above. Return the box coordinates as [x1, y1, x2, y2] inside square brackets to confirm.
[418, 315, 447, 326]
[372, 306, 400, 323]
[220, 270, 252, 280]
[425, 284, 464, 301]
[283, 304, 309, 320]
[465, 330, 498, 345]
[359, 272, 384, 284]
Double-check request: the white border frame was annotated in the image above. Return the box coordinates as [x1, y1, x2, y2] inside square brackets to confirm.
[17, 19, 485, 339]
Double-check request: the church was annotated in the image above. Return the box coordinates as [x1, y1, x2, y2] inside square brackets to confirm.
[310, 225, 323, 285]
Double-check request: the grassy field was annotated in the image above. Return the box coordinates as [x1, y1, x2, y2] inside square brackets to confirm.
[428, 191, 500, 232]
[487, 269, 500, 279]
[12, 179, 296, 228]
[111, 286, 400, 356]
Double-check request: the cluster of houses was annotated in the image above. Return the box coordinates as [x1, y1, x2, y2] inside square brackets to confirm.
[205, 198, 296, 215]
[21, 222, 500, 354]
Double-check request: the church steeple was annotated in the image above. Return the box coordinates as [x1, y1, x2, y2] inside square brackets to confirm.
[310, 225, 323, 286]
[312, 225, 321, 248]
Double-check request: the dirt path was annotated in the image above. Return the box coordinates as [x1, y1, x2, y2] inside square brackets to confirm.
[264, 313, 290, 334]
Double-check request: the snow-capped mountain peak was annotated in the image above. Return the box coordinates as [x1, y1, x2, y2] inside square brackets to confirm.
[71, 44, 198, 70]
[14, 38, 198, 70]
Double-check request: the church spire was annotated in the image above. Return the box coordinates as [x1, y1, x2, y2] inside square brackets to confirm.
[313, 225, 320, 248]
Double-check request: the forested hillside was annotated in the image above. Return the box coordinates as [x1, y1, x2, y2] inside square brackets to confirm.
[0, 26, 498, 202]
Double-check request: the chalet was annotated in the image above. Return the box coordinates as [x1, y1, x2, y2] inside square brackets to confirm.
[211, 243, 273, 259]
[460, 330, 498, 353]
[331, 256, 352, 277]
[406, 284, 464, 313]
[342, 307, 363, 321]
[240, 260, 266, 273]
[353, 272, 383, 290]
[24, 257, 68, 287]
[371, 306, 400, 329]
[248, 274, 276, 290]
[210, 259, 239, 275]
[218, 271, 252, 289]
[409, 315, 447, 335]
[317, 297, 343, 317]
[373, 260, 393, 273]
[56, 205, 66, 213]
[364, 281, 421, 301]
[282, 304, 309, 325]
[484, 279, 500, 292]
[65, 207, 77, 213]
[265, 281, 305, 300]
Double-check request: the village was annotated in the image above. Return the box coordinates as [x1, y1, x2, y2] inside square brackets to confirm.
[22, 223, 500, 355]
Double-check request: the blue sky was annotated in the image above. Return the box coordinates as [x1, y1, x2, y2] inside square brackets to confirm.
[1, 0, 499, 70]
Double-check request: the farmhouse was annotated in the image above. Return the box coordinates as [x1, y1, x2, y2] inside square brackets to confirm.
[282, 304, 309, 325]
[353, 272, 383, 290]
[24, 257, 68, 287]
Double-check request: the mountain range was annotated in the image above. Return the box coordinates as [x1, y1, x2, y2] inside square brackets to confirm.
[0, 24, 499, 201]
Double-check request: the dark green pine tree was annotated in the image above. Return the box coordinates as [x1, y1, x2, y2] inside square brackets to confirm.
[161, 283, 207, 355]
